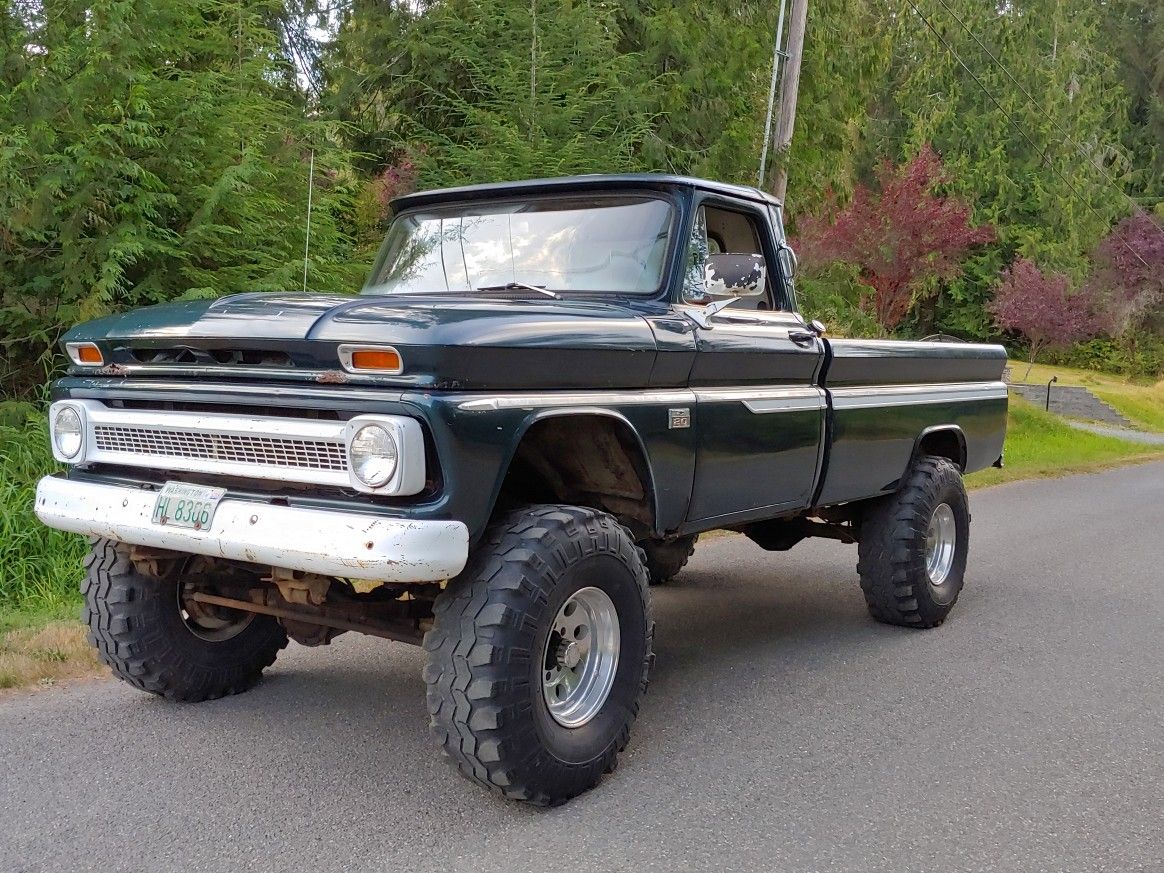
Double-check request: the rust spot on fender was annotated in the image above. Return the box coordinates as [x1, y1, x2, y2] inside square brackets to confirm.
[96, 363, 130, 377]
[315, 370, 349, 384]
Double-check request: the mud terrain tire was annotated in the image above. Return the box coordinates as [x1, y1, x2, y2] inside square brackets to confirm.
[83, 539, 287, 701]
[423, 505, 653, 805]
[857, 456, 970, 629]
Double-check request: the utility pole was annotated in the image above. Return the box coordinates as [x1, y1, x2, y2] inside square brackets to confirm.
[757, 0, 790, 187]
[772, 0, 808, 202]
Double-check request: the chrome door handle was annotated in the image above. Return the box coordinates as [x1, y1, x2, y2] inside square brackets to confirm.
[788, 329, 817, 346]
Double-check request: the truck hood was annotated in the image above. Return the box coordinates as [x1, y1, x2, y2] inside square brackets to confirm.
[65, 292, 664, 390]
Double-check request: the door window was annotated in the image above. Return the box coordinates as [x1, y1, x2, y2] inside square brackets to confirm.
[681, 204, 783, 311]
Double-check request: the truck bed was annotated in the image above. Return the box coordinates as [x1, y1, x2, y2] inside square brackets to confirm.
[814, 338, 1008, 506]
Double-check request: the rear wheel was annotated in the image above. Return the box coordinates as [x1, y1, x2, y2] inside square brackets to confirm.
[83, 539, 287, 701]
[423, 505, 652, 805]
[856, 456, 970, 628]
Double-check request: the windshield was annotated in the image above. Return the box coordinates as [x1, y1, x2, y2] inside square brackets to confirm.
[363, 195, 674, 296]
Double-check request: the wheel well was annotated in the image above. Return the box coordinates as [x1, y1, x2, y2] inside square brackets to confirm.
[495, 415, 656, 539]
[915, 427, 966, 471]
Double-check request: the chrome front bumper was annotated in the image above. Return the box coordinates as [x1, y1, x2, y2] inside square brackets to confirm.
[34, 476, 469, 583]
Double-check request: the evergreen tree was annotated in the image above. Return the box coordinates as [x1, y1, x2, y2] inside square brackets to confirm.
[614, 0, 889, 208]
[615, 1, 771, 184]
[1099, 0, 1164, 209]
[320, 0, 419, 167]
[775, 0, 891, 211]
[0, 0, 361, 394]
[327, 0, 657, 189]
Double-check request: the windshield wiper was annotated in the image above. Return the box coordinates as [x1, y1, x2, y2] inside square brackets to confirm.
[475, 281, 561, 300]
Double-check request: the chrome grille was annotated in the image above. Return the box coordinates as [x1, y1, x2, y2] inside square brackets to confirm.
[93, 425, 348, 472]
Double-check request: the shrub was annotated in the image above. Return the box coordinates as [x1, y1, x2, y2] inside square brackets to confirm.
[795, 261, 884, 338]
[1041, 331, 1164, 381]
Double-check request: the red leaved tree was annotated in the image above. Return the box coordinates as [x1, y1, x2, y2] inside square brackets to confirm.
[989, 258, 1098, 380]
[795, 145, 995, 330]
[1085, 213, 1164, 335]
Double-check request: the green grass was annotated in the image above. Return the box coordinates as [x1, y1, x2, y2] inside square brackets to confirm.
[967, 395, 1163, 489]
[0, 410, 94, 691]
[0, 410, 86, 623]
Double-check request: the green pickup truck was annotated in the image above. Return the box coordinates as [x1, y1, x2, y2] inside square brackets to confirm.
[35, 174, 1007, 805]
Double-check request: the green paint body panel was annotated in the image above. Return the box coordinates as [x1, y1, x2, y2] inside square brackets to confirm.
[53, 174, 1008, 548]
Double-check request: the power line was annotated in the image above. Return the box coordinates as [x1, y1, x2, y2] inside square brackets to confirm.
[928, 0, 1164, 241]
[903, 0, 1154, 274]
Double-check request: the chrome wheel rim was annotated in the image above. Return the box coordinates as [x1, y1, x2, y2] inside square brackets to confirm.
[925, 503, 957, 586]
[541, 586, 620, 728]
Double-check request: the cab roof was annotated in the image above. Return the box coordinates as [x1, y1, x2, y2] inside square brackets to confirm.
[390, 173, 782, 212]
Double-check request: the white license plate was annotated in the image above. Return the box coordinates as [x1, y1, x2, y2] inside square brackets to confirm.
[151, 482, 226, 531]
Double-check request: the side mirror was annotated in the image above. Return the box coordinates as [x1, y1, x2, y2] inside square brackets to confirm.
[777, 244, 798, 280]
[704, 253, 766, 297]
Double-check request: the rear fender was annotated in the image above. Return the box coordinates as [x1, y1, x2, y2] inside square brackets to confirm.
[910, 425, 968, 472]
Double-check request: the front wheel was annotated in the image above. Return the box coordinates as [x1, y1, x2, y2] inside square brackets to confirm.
[83, 539, 287, 701]
[856, 456, 970, 628]
[422, 505, 653, 805]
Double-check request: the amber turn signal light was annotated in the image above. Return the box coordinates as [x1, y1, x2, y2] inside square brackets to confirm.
[338, 345, 403, 374]
[66, 342, 104, 366]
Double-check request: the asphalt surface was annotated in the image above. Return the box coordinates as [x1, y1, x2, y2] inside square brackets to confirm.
[2, 462, 1162, 873]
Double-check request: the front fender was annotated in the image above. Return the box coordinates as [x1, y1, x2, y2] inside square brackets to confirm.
[413, 391, 697, 544]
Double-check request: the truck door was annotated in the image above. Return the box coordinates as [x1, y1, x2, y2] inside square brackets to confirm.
[681, 199, 826, 525]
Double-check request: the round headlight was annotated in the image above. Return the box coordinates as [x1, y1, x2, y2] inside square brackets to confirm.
[53, 406, 83, 460]
[349, 424, 398, 487]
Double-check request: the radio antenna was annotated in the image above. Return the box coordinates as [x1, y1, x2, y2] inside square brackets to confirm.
[302, 148, 314, 293]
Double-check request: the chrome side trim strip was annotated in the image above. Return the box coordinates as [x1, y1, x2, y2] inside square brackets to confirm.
[695, 386, 824, 414]
[742, 395, 825, 414]
[830, 381, 1007, 410]
[459, 386, 826, 414]
[458, 382, 1004, 415]
[458, 390, 698, 411]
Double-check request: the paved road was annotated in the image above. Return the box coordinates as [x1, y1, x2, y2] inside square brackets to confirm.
[3, 463, 1162, 873]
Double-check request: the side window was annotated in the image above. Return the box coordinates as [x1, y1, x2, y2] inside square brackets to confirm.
[681, 206, 711, 303]
[681, 203, 783, 311]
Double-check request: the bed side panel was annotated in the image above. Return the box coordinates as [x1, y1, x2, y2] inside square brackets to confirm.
[816, 340, 1007, 506]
